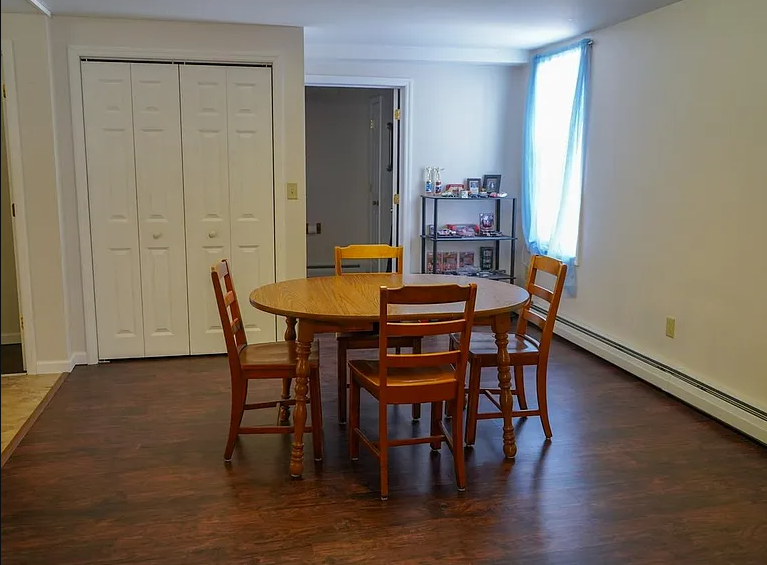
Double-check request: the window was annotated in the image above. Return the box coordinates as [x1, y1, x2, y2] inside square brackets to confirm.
[522, 39, 592, 290]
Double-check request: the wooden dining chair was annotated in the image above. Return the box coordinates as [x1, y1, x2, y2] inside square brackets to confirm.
[211, 259, 323, 461]
[449, 255, 566, 443]
[348, 283, 478, 500]
[334, 244, 423, 424]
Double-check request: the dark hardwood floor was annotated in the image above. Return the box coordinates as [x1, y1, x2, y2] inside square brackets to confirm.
[1, 333, 765, 565]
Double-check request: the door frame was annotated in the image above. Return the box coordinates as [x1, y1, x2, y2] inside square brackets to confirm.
[368, 93, 384, 261]
[69, 46, 288, 364]
[1, 40, 38, 374]
[304, 75, 413, 274]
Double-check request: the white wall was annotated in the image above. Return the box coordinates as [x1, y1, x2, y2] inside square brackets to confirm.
[532, 0, 767, 410]
[1, 101, 21, 344]
[48, 16, 307, 359]
[1, 14, 71, 367]
[305, 60, 521, 275]
[305, 87, 393, 271]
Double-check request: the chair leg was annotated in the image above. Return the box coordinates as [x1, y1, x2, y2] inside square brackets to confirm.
[514, 365, 528, 410]
[337, 341, 348, 424]
[537, 362, 553, 439]
[379, 402, 389, 501]
[452, 390, 467, 492]
[411, 338, 422, 420]
[465, 361, 482, 446]
[309, 369, 324, 461]
[430, 401, 443, 450]
[279, 378, 292, 423]
[349, 379, 361, 461]
[224, 378, 247, 461]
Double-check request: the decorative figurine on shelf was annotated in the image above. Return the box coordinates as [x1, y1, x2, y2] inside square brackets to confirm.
[424, 167, 434, 194]
[433, 167, 444, 194]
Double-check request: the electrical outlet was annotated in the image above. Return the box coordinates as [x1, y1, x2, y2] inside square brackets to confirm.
[665, 317, 675, 338]
[287, 183, 299, 200]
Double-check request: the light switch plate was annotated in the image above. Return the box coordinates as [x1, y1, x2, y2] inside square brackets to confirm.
[287, 183, 299, 200]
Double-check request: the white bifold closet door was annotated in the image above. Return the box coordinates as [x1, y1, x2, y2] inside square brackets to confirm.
[180, 65, 276, 355]
[83, 62, 189, 359]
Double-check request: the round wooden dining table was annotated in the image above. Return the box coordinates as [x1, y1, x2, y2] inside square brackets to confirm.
[250, 273, 530, 478]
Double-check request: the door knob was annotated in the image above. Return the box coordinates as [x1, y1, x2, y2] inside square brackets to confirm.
[152, 232, 161, 240]
[208, 230, 217, 238]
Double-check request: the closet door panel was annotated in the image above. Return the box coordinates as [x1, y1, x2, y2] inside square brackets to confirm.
[226, 67, 276, 344]
[131, 63, 189, 356]
[180, 65, 231, 354]
[82, 62, 144, 359]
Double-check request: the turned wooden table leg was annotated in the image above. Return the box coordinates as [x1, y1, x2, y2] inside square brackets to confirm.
[492, 313, 517, 459]
[290, 319, 314, 478]
[279, 317, 297, 423]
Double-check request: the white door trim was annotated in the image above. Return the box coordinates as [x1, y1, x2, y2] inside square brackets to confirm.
[69, 45, 288, 364]
[304, 74, 413, 274]
[1, 40, 38, 374]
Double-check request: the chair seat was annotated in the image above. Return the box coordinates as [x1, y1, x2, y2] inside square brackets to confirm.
[239, 340, 320, 370]
[450, 332, 540, 358]
[349, 360, 456, 391]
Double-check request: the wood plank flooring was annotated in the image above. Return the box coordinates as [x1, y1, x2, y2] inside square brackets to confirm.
[1, 334, 765, 564]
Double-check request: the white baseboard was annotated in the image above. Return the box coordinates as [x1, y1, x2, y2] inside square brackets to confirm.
[552, 319, 767, 445]
[1, 332, 22, 345]
[35, 351, 88, 375]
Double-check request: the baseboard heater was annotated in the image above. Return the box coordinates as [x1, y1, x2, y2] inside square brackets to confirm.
[531, 304, 766, 443]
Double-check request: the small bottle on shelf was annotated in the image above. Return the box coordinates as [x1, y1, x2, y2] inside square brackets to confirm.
[424, 167, 433, 194]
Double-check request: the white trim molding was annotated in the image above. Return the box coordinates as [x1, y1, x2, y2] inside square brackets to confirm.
[68, 45, 290, 364]
[305, 43, 528, 66]
[546, 310, 767, 445]
[36, 351, 86, 375]
[1, 39, 38, 375]
[1, 333, 22, 345]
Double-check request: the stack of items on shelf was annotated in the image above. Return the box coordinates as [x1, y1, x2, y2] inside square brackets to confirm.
[424, 168, 507, 199]
[426, 248, 508, 279]
[427, 212, 505, 238]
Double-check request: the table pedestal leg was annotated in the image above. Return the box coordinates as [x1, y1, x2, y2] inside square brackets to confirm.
[279, 317, 297, 423]
[492, 313, 517, 459]
[290, 319, 314, 478]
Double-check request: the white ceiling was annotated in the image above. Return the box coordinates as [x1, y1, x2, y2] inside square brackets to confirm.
[2, 0, 682, 55]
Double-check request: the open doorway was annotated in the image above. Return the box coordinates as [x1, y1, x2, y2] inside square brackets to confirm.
[305, 86, 397, 276]
[1, 70, 24, 375]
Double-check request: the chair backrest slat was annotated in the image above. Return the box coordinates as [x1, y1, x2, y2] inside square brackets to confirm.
[335, 244, 404, 275]
[386, 319, 465, 338]
[211, 259, 247, 375]
[516, 255, 567, 355]
[378, 283, 477, 394]
[529, 284, 554, 303]
[385, 350, 460, 368]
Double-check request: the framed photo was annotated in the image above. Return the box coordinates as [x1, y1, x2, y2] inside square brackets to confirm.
[426, 251, 444, 273]
[479, 212, 495, 232]
[479, 246, 494, 270]
[459, 251, 475, 268]
[466, 178, 481, 195]
[482, 174, 502, 193]
[442, 251, 458, 272]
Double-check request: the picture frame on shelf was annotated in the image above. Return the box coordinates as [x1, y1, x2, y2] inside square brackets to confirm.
[479, 246, 494, 270]
[482, 174, 502, 193]
[459, 251, 475, 268]
[466, 178, 481, 195]
[442, 251, 458, 272]
[479, 212, 495, 232]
